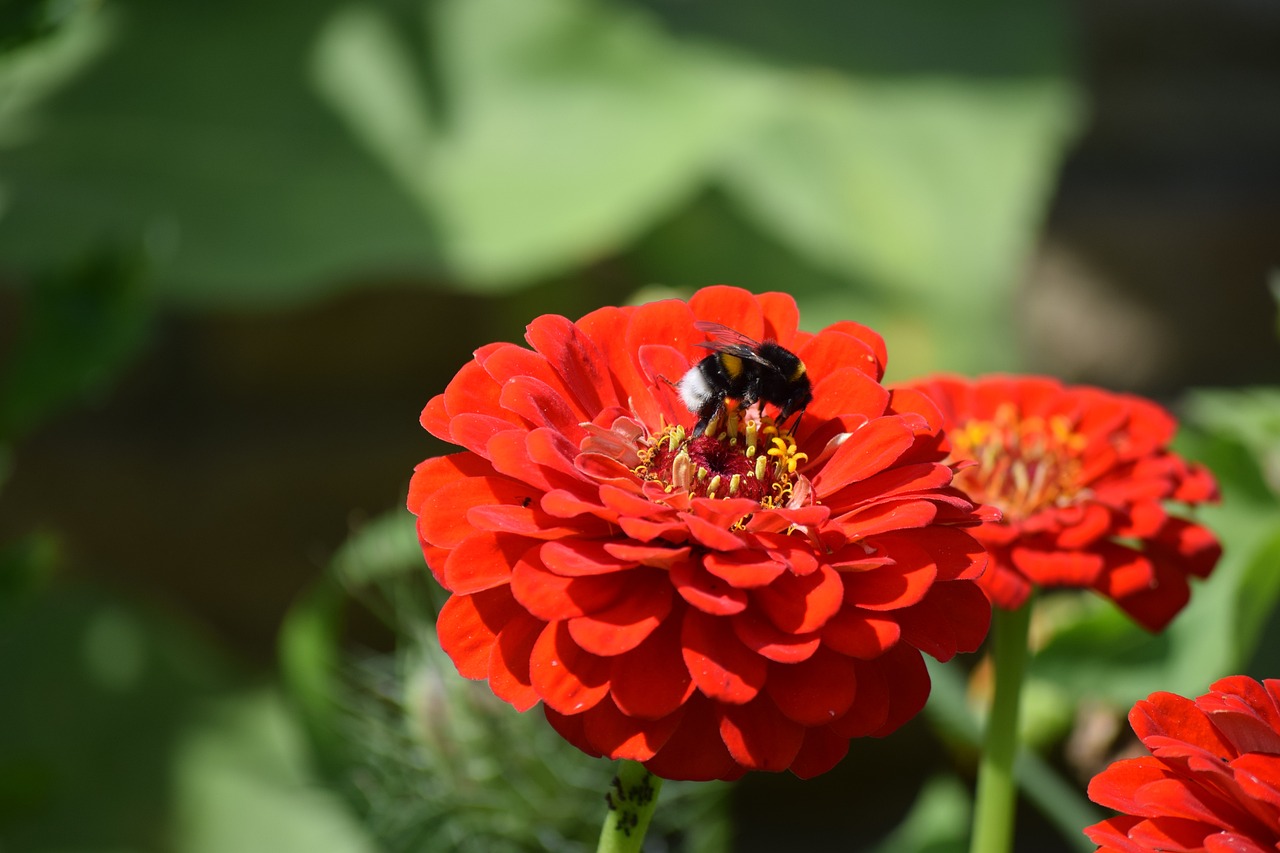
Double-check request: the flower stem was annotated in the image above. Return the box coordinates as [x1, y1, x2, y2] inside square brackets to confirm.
[597, 760, 663, 853]
[969, 601, 1032, 853]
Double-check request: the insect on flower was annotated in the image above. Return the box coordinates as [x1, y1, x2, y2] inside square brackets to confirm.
[677, 321, 814, 435]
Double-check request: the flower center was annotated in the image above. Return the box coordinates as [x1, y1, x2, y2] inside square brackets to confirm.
[949, 404, 1087, 521]
[637, 410, 808, 507]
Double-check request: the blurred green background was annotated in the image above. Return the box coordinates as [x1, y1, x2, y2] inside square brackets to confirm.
[2, 0, 1279, 850]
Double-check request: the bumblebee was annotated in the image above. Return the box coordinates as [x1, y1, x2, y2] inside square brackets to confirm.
[678, 321, 813, 434]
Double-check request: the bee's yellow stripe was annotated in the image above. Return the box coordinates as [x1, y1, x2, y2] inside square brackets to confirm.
[790, 362, 807, 381]
[720, 353, 743, 378]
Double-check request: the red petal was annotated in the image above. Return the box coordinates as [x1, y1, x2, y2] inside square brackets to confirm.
[449, 412, 522, 458]
[839, 550, 937, 612]
[1087, 756, 1173, 812]
[790, 726, 851, 780]
[836, 498, 939, 539]
[756, 291, 801, 343]
[499, 375, 586, 441]
[671, 557, 749, 615]
[524, 313, 617, 414]
[567, 574, 672, 655]
[817, 320, 887, 378]
[682, 608, 767, 704]
[717, 695, 804, 772]
[418, 475, 534, 549]
[819, 461, 952, 511]
[468, 502, 602, 539]
[436, 586, 520, 680]
[701, 548, 778, 589]
[540, 539, 633, 576]
[643, 696, 744, 782]
[407, 452, 493, 514]
[443, 357, 506, 420]
[419, 393, 451, 443]
[766, 647, 858, 726]
[828, 658, 889, 738]
[581, 696, 682, 761]
[871, 645, 931, 736]
[543, 705, 599, 757]
[529, 621, 611, 715]
[807, 368, 892, 429]
[753, 564, 844, 633]
[489, 608, 544, 711]
[1131, 693, 1233, 755]
[477, 342, 581, 413]
[689, 285, 766, 341]
[731, 610, 821, 663]
[510, 555, 629, 621]
[812, 417, 916, 496]
[620, 300, 698, 426]
[618, 515, 691, 543]
[799, 331, 883, 391]
[485, 430, 578, 494]
[682, 514, 746, 551]
[1082, 815, 1148, 853]
[609, 614, 695, 720]
[1127, 815, 1218, 851]
[1011, 546, 1104, 588]
[525, 427, 584, 483]
[603, 541, 692, 569]
[443, 531, 532, 594]
[896, 581, 991, 661]
[821, 606, 902, 659]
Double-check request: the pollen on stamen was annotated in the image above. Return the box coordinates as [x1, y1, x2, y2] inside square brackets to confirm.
[634, 414, 811, 509]
[950, 406, 1088, 520]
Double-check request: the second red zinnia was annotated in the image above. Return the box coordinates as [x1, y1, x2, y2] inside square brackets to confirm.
[409, 286, 994, 781]
[904, 375, 1221, 631]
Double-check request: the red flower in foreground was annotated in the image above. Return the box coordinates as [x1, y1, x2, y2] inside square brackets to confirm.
[1085, 676, 1280, 853]
[408, 286, 994, 782]
[903, 375, 1220, 631]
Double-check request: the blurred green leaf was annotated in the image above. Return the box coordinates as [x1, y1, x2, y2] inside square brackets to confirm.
[0, 0, 444, 306]
[329, 508, 422, 590]
[278, 577, 348, 770]
[866, 775, 968, 853]
[0, 585, 227, 849]
[0, 0, 95, 52]
[0, 0, 111, 142]
[314, 0, 776, 287]
[172, 689, 377, 853]
[0, 530, 58, 609]
[1183, 388, 1280, 497]
[0, 247, 151, 440]
[717, 74, 1077, 375]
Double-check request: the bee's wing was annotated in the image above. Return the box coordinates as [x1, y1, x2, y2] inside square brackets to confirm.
[692, 321, 774, 366]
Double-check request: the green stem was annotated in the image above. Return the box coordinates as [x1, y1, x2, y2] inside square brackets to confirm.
[969, 601, 1033, 853]
[597, 760, 663, 853]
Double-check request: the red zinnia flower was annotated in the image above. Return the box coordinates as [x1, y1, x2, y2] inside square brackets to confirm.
[1085, 676, 1280, 852]
[903, 375, 1220, 631]
[408, 286, 993, 782]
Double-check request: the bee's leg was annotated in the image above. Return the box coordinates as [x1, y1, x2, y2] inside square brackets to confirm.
[693, 397, 725, 436]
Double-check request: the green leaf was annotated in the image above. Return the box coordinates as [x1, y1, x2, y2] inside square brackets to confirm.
[717, 73, 1078, 374]
[0, 246, 152, 440]
[172, 689, 377, 853]
[0, 0, 444, 306]
[329, 507, 423, 590]
[866, 775, 969, 853]
[314, 0, 776, 287]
